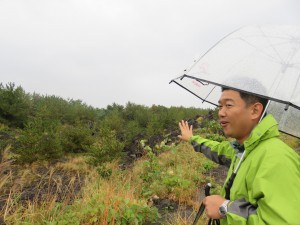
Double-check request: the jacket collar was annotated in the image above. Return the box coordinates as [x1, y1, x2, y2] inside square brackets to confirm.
[243, 114, 279, 154]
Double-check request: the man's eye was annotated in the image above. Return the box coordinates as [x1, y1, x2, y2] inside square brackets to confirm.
[226, 104, 233, 108]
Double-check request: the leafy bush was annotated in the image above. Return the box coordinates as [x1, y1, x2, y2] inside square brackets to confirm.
[88, 127, 125, 165]
[202, 160, 215, 171]
[131, 141, 219, 203]
[14, 119, 63, 163]
[96, 165, 113, 179]
[0, 124, 12, 155]
[45, 195, 160, 225]
[123, 120, 143, 145]
[204, 133, 226, 142]
[140, 147, 161, 183]
[204, 120, 222, 134]
[0, 83, 31, 128]
[32, 95, 99, 125]
[162, 175, 191, 191]
[102, 108, 125, 134]
[60, 123, 94, 153]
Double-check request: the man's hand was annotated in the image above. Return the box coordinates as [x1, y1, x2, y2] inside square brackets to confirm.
[178, 120, 193, 141]
[203, 195, 226, 219]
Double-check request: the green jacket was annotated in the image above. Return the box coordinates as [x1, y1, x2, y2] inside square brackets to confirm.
[189, 114, 300, 225]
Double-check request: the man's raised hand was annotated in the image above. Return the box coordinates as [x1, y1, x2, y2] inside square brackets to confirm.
[178, 120, 193, 142]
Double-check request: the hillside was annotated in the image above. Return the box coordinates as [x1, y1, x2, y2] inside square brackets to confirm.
[1, 83, 299, 224]
[1, 114, 226, 225]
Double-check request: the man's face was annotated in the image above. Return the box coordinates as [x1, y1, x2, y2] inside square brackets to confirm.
[218, 90, 254, 143]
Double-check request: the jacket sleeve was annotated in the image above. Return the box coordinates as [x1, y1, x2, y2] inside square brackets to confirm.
[189, 135, 235, 168]
[225, 148, 300, 225]
[225, 199, 257, 225]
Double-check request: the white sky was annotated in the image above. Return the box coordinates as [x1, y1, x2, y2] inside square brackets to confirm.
[0, 0, 299, 109]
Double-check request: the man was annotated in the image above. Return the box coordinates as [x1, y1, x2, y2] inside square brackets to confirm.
[178, 88, 300, 224]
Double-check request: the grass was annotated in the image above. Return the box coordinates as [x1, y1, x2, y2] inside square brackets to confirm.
[0, 141, 221, 225]
[2, 134, 298, 225]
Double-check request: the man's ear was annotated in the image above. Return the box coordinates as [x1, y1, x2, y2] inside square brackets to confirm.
[251, 102, 264, 120]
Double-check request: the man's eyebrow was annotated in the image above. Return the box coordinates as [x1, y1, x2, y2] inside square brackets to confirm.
[218, 98, 235, 104]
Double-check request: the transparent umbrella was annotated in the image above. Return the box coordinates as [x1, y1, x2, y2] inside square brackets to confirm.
[170, 25, 300, 138]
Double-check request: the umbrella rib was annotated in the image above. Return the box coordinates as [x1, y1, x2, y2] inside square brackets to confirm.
[230, 36, 300, 67]
[182, 75, 300, 110]
[187, 27, 244, 72]
[235, 37, 282, 64]
[282, 43, 300, 70]
[256, 27, 300, 69]
[169, 79, 218, 107]
[270, 43, 300, 100]
[258, 26, 285, 63]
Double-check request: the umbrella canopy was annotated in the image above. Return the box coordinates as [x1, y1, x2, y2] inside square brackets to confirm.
[170, 25, 300, 138]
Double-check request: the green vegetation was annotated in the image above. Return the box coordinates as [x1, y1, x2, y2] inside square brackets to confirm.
[2, 143, 218, 224]
[0, 82, 205, 164]
[0, 83, 31, 128]
[132, 141, 218, 204]
[1, 82, 299, 224]
[1, 82, 214, 224]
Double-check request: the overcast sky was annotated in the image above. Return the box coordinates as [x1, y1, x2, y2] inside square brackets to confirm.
[1, 0, 299, 109]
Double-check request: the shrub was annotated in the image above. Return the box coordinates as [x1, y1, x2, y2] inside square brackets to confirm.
[14, 119, 63, 164]
[96, 165, 112, 179]
[45, 193, 160, 225]
[123, 120, 143, 145]
[204, 120, 222, 134]
[102, 109, 125, 134]
[204, 133, 226, 142]
[0, 83, 31, 128]
[88, 127, 125, 165]
[60, 124, 94, 153]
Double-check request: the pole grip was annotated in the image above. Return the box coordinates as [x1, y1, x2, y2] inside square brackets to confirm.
[205, 183, 212, 197]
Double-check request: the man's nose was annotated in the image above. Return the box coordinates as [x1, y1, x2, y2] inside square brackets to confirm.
[218, 107, 226, 118]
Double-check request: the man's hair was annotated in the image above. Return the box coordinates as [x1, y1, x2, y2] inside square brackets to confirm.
[222, 87, 269, 111]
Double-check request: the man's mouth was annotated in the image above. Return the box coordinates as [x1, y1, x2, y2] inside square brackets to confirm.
[220, 121, 229, 127]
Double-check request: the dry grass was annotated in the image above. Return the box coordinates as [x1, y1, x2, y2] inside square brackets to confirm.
[55, 154, 91, 173]
[1, 157, 158, 224]
[0, 146, 14, 221]
[77, 163, 143, 224]
[1, 142, 221, 224]
[0, 149, 89, 224]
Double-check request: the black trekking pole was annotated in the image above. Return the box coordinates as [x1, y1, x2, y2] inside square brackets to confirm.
[192, 183, 221, 225]
[192, 183, 212, 225]
[204, 186, 220, 225]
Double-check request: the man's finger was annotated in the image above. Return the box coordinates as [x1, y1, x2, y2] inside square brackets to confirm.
[179, 122, 184, 131]
[179, 120, 187, 130]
